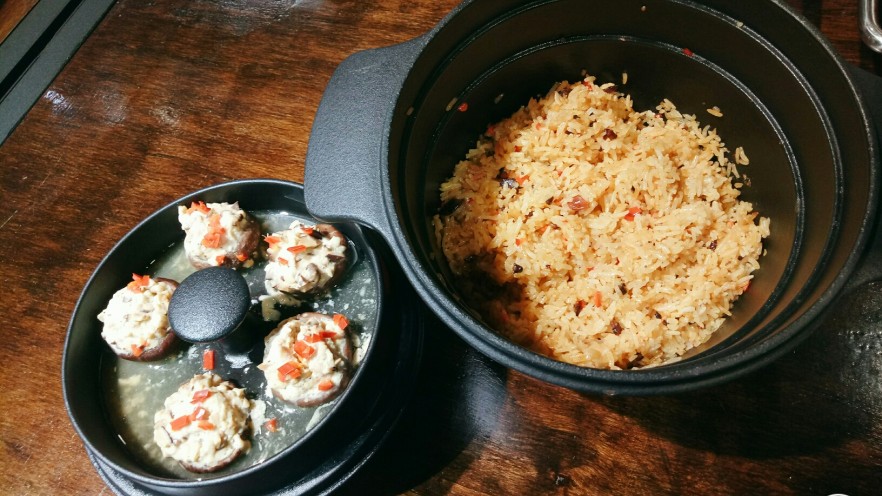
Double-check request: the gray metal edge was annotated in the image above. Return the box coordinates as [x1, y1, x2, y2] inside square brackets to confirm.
[0, 0, 72, 83]
[0, 0, 117, 144]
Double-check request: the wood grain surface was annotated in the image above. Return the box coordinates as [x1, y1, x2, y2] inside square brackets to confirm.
[1, 0, 881, 494]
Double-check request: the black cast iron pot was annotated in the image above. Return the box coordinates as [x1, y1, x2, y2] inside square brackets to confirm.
[305, 0, 882, 394]
[63, 180, 424, 495]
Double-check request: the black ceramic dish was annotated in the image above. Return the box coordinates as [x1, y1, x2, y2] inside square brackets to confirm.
[63, 179, 424, 495]
[305, 0, 882, 394]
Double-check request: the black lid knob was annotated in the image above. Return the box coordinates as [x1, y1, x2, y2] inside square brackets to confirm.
[168, 267, 251, 343]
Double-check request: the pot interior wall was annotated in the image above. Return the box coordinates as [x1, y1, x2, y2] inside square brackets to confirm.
[389, 0, 873, 371]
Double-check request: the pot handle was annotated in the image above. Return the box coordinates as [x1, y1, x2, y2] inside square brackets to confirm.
[860, 0, 882, 53]
[304, 36, 427, 243]
[843, 65, 882, 293]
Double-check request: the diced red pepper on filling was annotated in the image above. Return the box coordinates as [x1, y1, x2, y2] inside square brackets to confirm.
[190, 406, 210, 421]
[202, 232, 224, 248]
[278, 257, 289, 266]
[277, 361, 302, 381]
[293, 340, 316, 359]
[317, 379, 335, 391]
[236, 252, 248, 262]
[187, 201, 210, 214]
[302, 227, 314, 236]
[202, 349, 215, 370]
[215, 255, 226, 266]
[202, 215, 227, 248]
[170, 415, 192, 431]
[593, 291, 603, 308]
[191, 389, 212, 403]
[198, 420, 216, 430]
[333, 314, 349, 330]
[287, 245, 307, 255]
[305, 331, 339, 343]
[130, 342, 145, 357]
[264, 235, 281, 247]
[515, 174, 530, 186]
[127, 273, 151, 292]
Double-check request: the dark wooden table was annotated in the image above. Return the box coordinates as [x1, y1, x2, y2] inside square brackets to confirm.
[1, 1, 881, 494]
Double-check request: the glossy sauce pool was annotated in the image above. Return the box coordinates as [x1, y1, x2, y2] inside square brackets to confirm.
[98, 210, 378, 480]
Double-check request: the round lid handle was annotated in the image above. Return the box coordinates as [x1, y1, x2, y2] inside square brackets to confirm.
[168, 267, 251, 343]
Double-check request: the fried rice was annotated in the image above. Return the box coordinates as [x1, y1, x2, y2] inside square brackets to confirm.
[433, 75, 770, 369]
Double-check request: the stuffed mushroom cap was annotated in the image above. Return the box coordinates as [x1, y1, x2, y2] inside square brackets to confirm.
[178, 201, 260, 269]
[263, 221, 348, 298]
[97, 274, 178, 361]
[260, 312, 352, 407]
[153, 373, 253, 473]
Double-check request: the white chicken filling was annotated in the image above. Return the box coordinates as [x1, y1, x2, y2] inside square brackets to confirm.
[261, 314, 350, 406]
[177, 202, 253, 267]
[97, 277, 174, 356]
[153, 373, 252, 472]
[264, 221, 346, 295]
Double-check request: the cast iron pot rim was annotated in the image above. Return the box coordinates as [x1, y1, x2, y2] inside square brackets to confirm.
[377, 0, 880, 393]
[62, 178, 391, 489]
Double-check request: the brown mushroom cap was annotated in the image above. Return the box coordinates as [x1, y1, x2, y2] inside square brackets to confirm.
[178, 440, 249, 473]
[314, 223, 348, 291]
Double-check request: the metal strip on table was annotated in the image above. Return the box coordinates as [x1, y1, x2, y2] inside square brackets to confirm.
[0, 0, 117, 143]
